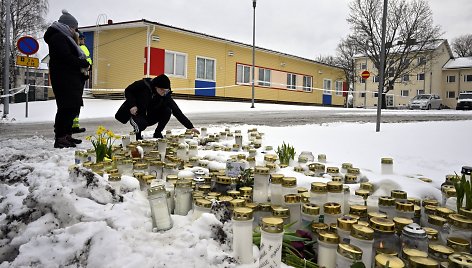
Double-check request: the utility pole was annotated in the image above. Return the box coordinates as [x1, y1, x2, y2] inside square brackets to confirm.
[376, 0, 388, 132]
[2, 0, 11, 118]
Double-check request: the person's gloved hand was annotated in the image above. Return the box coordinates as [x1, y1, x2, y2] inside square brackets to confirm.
[190, 127, 200, 135]
[130, 106, 138, 115]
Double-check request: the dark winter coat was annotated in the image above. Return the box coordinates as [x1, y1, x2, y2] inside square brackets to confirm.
[115, 78, 194, 129]
[44, 27, 90, 108]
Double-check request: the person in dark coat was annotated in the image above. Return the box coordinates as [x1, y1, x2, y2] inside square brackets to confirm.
[115, 74, 199, 140]
[44, 10, 90, 148]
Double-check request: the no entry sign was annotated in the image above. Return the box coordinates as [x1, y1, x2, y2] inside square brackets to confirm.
[361, 70, 370, 79]
[17, 36, 39, 55]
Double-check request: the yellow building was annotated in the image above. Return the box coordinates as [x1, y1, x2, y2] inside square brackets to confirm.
[80, 19, 346, 106]
[442, 57, 472, 108]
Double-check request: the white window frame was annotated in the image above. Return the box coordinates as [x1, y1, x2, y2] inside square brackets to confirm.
[196, 56, 216, 81]
[447, 75, 456, 83]
[165, 50, 187, 78]
[373, 75, 379, 83]
[323, 79, 332, 95]
[401, 90, 409, 97]
[236, 64, 251, 85]
[417, 56, 426, 65]
[402, 74, 410, 82]
[360, 62, 367, 70]
[335, 81, 343, 96]
[303, 75, 312, 92]
[287, 73, 297, 90]
[417, 89, 425, 95]
[464, 74, 472, 82]
[447, 91, 456, 98]
[258, 68, 271, 87]
[417, 73, 425, 81]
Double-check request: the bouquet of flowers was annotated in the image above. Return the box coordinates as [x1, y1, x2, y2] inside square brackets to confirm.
[86, 126, 119, 163]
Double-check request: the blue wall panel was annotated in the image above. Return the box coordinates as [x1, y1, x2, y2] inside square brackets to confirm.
[195, 80, 216, 96]
[83, 32, 94, 60]
[322, 94, 332, 105]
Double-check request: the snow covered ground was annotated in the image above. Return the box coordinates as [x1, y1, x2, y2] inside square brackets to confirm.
[0, 99, 471, 267]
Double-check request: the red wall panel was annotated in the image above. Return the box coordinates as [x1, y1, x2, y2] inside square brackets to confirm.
[144, 47, 165, 76]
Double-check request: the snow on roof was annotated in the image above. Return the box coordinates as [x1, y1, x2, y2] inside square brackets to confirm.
[443, 57, 472, 69]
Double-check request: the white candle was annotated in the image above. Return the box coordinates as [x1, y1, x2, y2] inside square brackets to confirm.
[259, 217, 284, 268]
[148, 186, 173, 231]
[232, 208, 254, 264]
[253, 166, 270, 203]
[349, 224, 374, 268]
[318, 232, 339, 268]
[381, 157, 394, 174]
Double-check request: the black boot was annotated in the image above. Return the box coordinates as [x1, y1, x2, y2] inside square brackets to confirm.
[136, 131, 143, 140]
[153, 131, 163, 139]
[54, 136, 76, 148]
[66, 135, 82, 144]
[72, 127, 86, 133]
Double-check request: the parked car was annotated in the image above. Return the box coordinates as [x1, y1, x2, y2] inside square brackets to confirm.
[408, 94, 442, 110]
[456, 92, 472, 110]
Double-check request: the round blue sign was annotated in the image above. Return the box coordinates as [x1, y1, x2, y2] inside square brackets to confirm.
[17, 36, 39, 55]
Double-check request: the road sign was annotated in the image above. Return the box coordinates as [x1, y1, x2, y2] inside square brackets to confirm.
[16, 56, 39, 68]
[17, 36, 39, 55]
[361, 70, 370, 79]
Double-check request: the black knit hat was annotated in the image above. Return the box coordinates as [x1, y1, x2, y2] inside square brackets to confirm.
[58, 9, 78, 29]
[151, 74, 171, 89]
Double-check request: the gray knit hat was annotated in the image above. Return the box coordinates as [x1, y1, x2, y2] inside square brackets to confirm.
[58, 9, 78, 29]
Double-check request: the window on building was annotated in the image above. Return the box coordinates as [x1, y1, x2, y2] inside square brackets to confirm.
[373, 92, 379, 98]
[165, 51, 187, 77]
[360, 62, 367, 70]
[464, 74, 472, 82]
[258, 68, 271, 86]
[360, 92, 366, 98]
[303, 75, 312, 92]
[401, 58, 410, 67]
[196, 56, 215, 81]
[287, 73, 297, 90]
[417, 73, 425, 80]
[401, 90, 409, 97]
[403, 74, 410, 82]
[388, 67, 395, 78]
[417, 56, 426, 65]
[323, 79, 332, 95]
[335, 81, 343, 96]
[447, 75, 456, 83]
[373, 75, 379, 83]
[236, 64, 251, 84]
[360, 78, 366, 84]
[417, 89, 425, 95]
[447, 91, 456, 98]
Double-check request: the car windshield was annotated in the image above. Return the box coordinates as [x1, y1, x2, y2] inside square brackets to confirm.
[459, 93, 472, 99]
[413, 95, 431, 100]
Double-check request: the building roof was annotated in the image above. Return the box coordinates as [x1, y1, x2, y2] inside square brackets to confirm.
[443, 57, 472, 70]
[354, 39, 452, 59]
[80, 19, 343, 70]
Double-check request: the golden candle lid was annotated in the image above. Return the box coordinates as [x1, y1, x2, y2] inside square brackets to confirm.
[207, 191, 221, 198]
[403, 247, 428, 259]
[318, 231, 340, 244]
[375, 254, 405, 267]
[199, 184, 211, 192]
[342, 162, 353, 169]
[414, 205, 422, 217]
[350, 224, 374, 240]
[318, 154, 327, 160]
[370, 217, 395, 233]
[284, 194, 301, 203]
[148, 185, 166, 195]
[245, 202, 259, 211]
[376, 248, 399, 256]
[391, 190, 408, 200]
[422, 199, 439, 207]
[311, 222, 329, 234]
[447, 237, 471, 253]
[360, 182, 374, 192]
[260, 217, 284, 233]
[166, 174, 178, 181]
[327, 167, 340, 174]
[239, 186, 253, 195]
[133, 172, 145, 180]
[459, 208, 472, 219]
[445, 188, 457, 198]
[337, 243, 363, 261]
[324, 202, 342, 215]
[150, 160, 164, 167]
[357, 220, 370, 227]
[175, 180, 192, 188]
[311, 182, 327, 193]
[142, 174, 156, 182]
[297, 187, 308, 194]
[300, 192, 311, 203]
[227, 190, 240, 198]
[409, 257, 439, 268]
[294, 166, 305, 173]
[344, 174, 358, 184]
[308, 163, 325, 172]
[419, 177, 433, 183]
[272, 206, 290, 218]
[407, 197, 421, 206]
[393, 217, 414, 233]
[445, 174, 457, 183]
[302, 203, 320, 215]
[347, 167, 360, 175]
[355, 189, 371, 200]
[229, 198, 246, 208]
[254, 166, 270, 175]
[282, 177, 297, 187]
[448, 252, 472, 267]
[218, 196, 234, 203]
[233, 207, 253, 221]
[216, 175, 231, 185]
[368, 212, 387, 219]
[259, 203, 272, 212]
[327, 181, 343, 192]
[441, 184, 455, 193]
[195, 198, 212, 208]
[263, 155, 277, 163]
[396, 201, 415, 212]
[428, 244, 455, 257]
[424, 205, 438, 215]
[331, 175, 344, 182]
[350, 205, 368, 218]
[436, 207, 455, 218]
[270, 174, 284, 184]
[379, 196, 396, 206]
[381, 157, 394, 164]
[423, 227, 439, 241]
[247, 156, 256, 162]
[108, 174, 121, 182]
[337, 215, 358, 231]
[449, 214, 472, 230]
[428, 215, 447, 227]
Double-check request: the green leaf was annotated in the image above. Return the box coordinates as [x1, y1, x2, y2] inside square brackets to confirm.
[351, 262, 366, 268]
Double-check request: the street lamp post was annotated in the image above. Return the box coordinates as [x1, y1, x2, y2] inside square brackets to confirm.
[251, 0, 257, 108]
[376, 0, 388, 132]
[2, 0, 11, 118]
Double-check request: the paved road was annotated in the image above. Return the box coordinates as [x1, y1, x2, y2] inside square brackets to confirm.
[2, 108, 472, 140]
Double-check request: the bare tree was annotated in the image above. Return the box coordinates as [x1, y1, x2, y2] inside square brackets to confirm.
[335, 36, 357, 93]
[451, 34, 472, 57]
[0, 0, 48, 88]
[347, 0, 442, 108]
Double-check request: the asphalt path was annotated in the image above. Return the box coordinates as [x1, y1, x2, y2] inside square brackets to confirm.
[1, 108, 472, 140]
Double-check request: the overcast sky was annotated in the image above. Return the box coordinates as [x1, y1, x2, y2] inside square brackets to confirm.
[41, 0, 471, 60]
